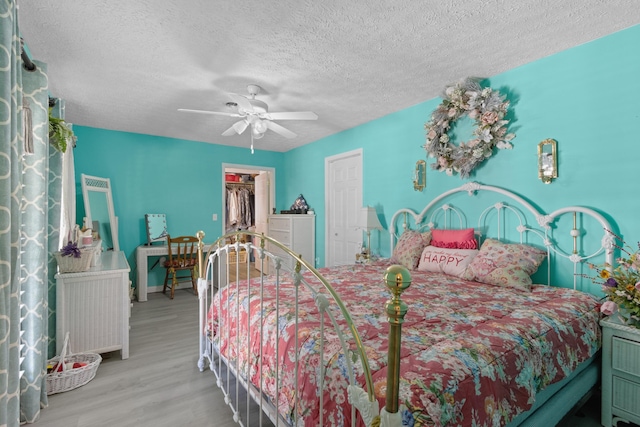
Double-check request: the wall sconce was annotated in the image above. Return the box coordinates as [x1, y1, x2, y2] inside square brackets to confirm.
[538, 139, 557, 184]
[413, 160, 426, 191]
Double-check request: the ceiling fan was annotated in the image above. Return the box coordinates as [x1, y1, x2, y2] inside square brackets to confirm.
[178, 84, 318, 153]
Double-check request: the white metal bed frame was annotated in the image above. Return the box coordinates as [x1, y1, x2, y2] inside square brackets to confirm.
[390, 182, 614, 290]
[197, 235, 383, 426]
[196, 182, 615, 427]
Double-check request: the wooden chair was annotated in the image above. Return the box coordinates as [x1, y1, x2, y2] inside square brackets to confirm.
[163, 235, 199, 299]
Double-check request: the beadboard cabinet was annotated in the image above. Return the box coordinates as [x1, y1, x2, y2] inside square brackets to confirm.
[600, 315, 640, 427]
[266, 214, 315, 271]
[56, 251, 131, 359]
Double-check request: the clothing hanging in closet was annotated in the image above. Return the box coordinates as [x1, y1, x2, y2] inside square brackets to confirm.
[226, 185, 254, 230]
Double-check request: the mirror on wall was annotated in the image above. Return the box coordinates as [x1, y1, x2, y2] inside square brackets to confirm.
[145, 214, 167, 245]
[538, 138, 558, 184]
[81, 174, 119, 251]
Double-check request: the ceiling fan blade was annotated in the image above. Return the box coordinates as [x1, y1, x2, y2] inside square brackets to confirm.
[265, 121, 296, 139]
[178, 108, 241, 118]
[227, 93, 255, 113]
[233, 120, 249, 134]
[221, 120, 248, 136]
[265, 111, 318, 121]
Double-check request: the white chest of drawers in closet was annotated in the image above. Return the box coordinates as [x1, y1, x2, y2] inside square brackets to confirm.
[268, 214, 315, 270]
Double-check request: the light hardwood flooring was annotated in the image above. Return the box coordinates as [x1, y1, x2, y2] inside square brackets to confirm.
[38, 268, 267, 427]
[37, 265, 626, 427]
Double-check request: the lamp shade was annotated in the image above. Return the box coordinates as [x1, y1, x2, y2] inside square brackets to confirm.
[360, 206, 383, 231]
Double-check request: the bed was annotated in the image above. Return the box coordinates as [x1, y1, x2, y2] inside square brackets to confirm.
[196, 182, 614, 427]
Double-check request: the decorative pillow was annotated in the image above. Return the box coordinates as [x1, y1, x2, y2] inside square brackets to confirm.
[421, 230, 432, 246]
[391, 230, 430, 270]
[417, 246, 479, 278]
[462, 238, 546, 291]
[431, 228, 478, 249]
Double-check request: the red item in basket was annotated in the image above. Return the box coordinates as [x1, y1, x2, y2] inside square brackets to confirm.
[50, 361, 87, 372]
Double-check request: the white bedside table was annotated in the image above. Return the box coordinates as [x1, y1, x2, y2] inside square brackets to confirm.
[600, 315, 640, 427]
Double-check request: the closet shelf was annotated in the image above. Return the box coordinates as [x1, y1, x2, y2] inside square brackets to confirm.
[225, 182, 254, 187]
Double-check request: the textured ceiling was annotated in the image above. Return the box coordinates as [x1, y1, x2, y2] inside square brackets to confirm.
[18, 1, 640, 152]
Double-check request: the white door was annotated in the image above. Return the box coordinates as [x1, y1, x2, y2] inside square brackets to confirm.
[325, 149, 363, 267]
[253, 171, 271, 273]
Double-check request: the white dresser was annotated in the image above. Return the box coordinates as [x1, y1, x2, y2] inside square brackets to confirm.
[56, 251, 131, 359]
[267, 214, 315, 270]
[600, 315, 640, 427]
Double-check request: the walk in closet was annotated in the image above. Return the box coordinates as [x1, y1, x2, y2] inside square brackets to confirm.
[223, 166, 275, 273]
[225, 181, 255, 232]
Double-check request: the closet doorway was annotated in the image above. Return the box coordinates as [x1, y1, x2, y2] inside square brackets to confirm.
[222, 164, 275, 275]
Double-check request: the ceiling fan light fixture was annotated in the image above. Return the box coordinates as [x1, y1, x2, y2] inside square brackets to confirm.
[252, 125, 265, 139]
[253, 119, 268, 134]
[180, 84, 316, 142]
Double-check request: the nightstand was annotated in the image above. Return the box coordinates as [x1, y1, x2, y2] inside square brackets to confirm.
[601, 315, 640, 427]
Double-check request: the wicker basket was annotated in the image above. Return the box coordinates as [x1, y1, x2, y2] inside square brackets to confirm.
[229, 249, 248, 264]
[55, 248, 94, 273]
[46, 333, 101, 395]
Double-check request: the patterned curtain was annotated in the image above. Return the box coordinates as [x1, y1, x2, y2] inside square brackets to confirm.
[21, 60, 50, 422]
[1, 1, 53, 424]
[0, 1, 26, 425]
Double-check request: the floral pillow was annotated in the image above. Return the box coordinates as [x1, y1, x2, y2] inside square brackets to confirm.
[417, 246, 479, 278]
[462, 238, 546, 291]
[431, 228, 478, 249]
[391, 230, 431, 270]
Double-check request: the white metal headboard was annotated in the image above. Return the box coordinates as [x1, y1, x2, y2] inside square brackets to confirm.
[389, 182, 615, 292]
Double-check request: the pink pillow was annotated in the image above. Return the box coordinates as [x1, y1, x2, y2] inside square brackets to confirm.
[417, 246, 479, 277]
[462, 239, 546, 291]
[391, 230, 430, 270]
[431, 228, 478, 249]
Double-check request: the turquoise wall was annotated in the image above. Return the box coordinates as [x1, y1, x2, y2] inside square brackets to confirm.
[74, 25, 640, 292]
[283, 24, 640, 276]
[73, 127, 284, 287]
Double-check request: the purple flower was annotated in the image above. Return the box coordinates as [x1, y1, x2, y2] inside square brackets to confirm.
[604, 278, 618, 287]
[61, 241, 81, 258]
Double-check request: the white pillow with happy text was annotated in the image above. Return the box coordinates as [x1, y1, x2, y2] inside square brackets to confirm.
[417, 246, 479, 278]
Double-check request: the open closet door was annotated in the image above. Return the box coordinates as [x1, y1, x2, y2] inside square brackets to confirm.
[254, 171, 270, 273]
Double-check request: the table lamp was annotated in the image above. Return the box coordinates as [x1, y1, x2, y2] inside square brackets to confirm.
[360, 206, 383, 261]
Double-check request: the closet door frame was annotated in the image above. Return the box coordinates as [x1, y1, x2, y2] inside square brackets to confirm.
[221, 163, 276, 237]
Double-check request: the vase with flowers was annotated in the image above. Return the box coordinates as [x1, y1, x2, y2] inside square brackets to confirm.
[587, 230, 640, 328]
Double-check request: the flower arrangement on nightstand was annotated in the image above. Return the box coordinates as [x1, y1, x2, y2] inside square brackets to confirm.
[585, 230, 640, 328]
[589, 230, 640, 427]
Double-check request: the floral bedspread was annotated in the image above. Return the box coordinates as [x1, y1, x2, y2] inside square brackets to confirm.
[207, 260, 601, 427]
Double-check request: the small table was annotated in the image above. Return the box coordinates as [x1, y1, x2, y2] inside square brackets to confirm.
[600, 315, 640, 427]
[136, 243, 211, 302]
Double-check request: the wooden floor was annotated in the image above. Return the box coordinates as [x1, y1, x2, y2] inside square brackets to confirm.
[38, 283, 264, 426]
[37, 264, 626, 427]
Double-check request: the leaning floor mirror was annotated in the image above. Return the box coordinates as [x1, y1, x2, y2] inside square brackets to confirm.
[81, 174, 119, 251]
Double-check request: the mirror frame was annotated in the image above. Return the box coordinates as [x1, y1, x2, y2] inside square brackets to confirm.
[413, 159, 426, 191]
[538, 139, 558, 184]
[145, 213, 167, 245]
[81, 174, 120, 251]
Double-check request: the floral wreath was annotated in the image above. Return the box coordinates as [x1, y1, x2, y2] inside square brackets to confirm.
[424, 78, 515, 178]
